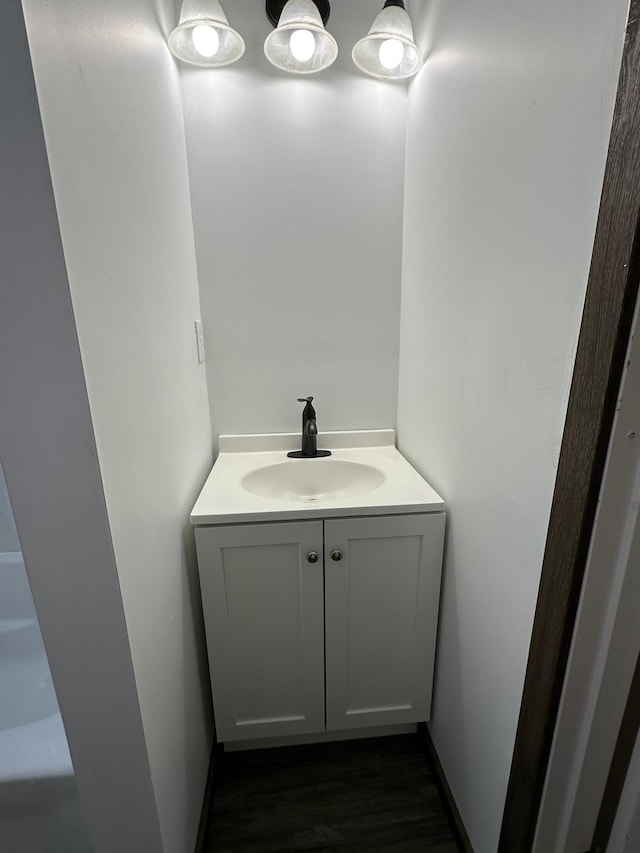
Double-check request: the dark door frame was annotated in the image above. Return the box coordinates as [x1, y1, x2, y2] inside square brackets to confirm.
[498, 3, 640, 850]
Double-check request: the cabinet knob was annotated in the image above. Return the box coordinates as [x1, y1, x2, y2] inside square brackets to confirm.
[306, 551, 319, 564]
[331, 549, 343, 561]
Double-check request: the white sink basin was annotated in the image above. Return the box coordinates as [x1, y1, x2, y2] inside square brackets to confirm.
[190, 430, 445, 524]
[241, 459, 385, 501]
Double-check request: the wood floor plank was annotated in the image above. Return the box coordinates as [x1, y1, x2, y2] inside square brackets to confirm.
[206, 735, 459, 852]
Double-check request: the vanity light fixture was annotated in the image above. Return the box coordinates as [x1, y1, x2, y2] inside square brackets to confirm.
[264, 0, 338, 74]
[352, 0, 423, 80]
[168, 0, 245, 68]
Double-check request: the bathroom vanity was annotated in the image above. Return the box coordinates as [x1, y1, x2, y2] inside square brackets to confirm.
[191, 430, 445, 745]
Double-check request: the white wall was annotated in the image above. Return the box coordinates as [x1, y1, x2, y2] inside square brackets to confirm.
[0, 2, 162, 849]
[180, 0, 406, 440]
[0, 463, 20, 554]
[21, 1, 214, 851]
[397, 0, 629, 850]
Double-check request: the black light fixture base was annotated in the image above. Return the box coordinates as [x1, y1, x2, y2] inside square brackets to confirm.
[266, 0, 331, 27]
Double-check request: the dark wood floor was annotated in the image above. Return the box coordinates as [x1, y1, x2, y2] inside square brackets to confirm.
[204, 734, 459, 852]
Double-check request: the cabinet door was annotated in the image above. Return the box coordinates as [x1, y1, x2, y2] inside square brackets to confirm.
[195, 521, 325, 742]
[325, 513, 445, 731]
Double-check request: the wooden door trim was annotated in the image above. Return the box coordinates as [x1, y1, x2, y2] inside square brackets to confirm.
[498, 3, 640, 850]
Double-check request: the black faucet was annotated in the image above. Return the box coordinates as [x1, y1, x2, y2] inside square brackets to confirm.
[287, 396, 332, 459]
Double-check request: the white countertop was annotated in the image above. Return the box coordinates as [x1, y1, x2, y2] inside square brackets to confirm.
[190, 430, 445, 525]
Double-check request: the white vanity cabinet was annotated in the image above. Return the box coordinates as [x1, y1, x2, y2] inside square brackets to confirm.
[324, 514, 445, 732]
[195, 520, 326, 742]
[195, 511, 445, 744]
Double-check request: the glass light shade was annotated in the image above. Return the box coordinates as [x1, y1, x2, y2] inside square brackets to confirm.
[168, 0, 245, 67]
[264, 0, 338, 75]
[352, 2, 423, 80]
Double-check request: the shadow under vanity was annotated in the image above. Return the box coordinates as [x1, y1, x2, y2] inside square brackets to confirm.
[190, 428, 445, 748]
